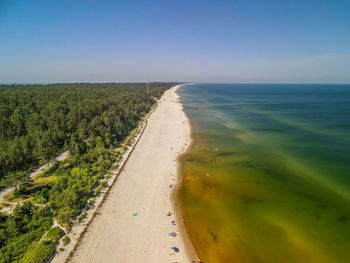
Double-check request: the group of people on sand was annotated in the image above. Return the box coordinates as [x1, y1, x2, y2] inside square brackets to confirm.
[168, 166, 180, 256]
[168, 210, 179, 257]
[169, 161, 201, 263]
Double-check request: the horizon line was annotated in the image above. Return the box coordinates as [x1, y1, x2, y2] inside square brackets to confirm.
[1, 81, 350, 86]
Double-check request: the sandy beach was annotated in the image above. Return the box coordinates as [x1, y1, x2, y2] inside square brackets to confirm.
[68, 85, 197, 263]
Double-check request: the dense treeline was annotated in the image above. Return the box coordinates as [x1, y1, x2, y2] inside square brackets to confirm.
[0, 82, 173, 262]
[0, 82, 172, 187]
[0, 202, 55, 262]
[0, 139, 117, 262]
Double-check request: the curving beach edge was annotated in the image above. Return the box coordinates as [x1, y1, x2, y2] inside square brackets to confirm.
[65, 85, 198, 263]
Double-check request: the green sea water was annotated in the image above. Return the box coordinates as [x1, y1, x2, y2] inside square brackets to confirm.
[177, 84, 350, 263]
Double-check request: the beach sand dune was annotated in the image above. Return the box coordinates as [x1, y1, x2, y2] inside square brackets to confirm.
[70, 85, 196, 263]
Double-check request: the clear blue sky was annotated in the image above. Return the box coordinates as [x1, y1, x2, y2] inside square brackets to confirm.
[0, 0, 349, 83]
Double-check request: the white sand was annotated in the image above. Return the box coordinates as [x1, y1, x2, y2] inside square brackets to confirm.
[70, 85, 197, 263]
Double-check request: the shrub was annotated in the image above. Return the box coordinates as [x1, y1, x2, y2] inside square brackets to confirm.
[62, 236, 70, 246]
[78, 210, 87, 223]
[45, 227, 62, 242]
[88, 198, 94, 206]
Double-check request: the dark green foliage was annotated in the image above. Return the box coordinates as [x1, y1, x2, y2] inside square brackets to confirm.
[49, 167, 99, 228]
[0, 82, 172, 262]
[0, 82, 173, 188]
[33, 187, 50, 204]
[20, 227, 62, 263]
[0, 203, 53, 263]
[39, 162, 60, 178]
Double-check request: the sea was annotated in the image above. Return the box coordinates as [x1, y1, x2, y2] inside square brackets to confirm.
[177, 83, 350, 263]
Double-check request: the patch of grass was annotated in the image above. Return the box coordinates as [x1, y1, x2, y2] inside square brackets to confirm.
[45, 227, 63, 242]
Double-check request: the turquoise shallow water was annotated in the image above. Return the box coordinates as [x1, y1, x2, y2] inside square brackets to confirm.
[177, 84, 350, 263]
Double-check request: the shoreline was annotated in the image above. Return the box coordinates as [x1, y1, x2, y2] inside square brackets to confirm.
[171, 84, 199, 261]
[172, 84, 199, 260]
[64, 84, 198, 263]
